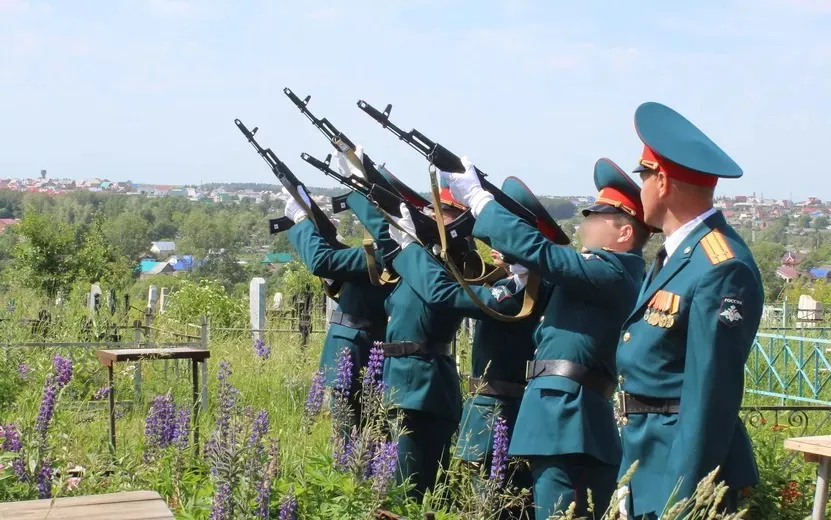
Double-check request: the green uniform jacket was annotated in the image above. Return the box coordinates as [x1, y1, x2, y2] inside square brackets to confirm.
[392, 244, 545, 461]
[617, 211, 762, 516]
[286, 192, 395, 386]
[473, 201, 645, 465]
[349, 196, 462, 423]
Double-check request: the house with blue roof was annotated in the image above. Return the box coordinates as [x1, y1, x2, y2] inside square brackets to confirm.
[808, 268, 831, 281]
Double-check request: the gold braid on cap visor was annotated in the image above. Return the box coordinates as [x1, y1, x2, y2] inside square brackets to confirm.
[594, 196, 637, 217]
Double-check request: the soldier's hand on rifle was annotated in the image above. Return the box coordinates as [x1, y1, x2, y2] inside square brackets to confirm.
[335, 145, 366, 180]
[280, 187, 312, 223]
[438, 157, 494, 217]
[389, 203, 417, 249]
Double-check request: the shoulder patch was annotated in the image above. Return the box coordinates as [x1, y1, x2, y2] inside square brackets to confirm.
[699, 230, 734, 265]
[719, 297, 744, 326]
[490, 285, 512, 302]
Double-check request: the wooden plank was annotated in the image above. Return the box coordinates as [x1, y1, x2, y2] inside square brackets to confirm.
[0, 491, 173, 519]
[96, 348, 210, 365]
[784, 435, 831, 457]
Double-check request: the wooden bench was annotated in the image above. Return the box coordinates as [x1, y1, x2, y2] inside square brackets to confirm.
[96, 348, 210, 451]
[0, 490, 173, 519]
[784, 435, 831, 520]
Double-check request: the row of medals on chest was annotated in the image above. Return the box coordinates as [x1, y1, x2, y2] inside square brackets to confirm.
[643, 289, 680, 329]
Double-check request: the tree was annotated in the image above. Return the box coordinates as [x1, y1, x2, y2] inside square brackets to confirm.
[10, 206, 78, 297]
[75, 220, 133, 289]
[104, 212, 153, 261]
[179, 209, 238, 257]
[798, 215, 811, 229]
[191, 251, 246, 291]
[814, 216, 829, 230]
[751, 241, 786, 302]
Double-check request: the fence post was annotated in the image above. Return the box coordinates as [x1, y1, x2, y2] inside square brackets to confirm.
[200, 316, 208, 411]
[298, 289, 312, 349]
[782, 299, 788, 328]
[133, 321, 143, 402]
[159, 287, 169, 314]
[250, 277, 266, 342]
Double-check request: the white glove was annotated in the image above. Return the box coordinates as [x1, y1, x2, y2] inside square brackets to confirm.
[334, 145, 366, 180]
[508, 262, 529, 291]
[389, 203, 416, 249]
[438, 156, 493, 217]
[281, 187, 311, 224]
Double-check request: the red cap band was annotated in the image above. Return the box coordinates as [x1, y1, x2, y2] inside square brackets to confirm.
[640, 145, 718, 188]
[440, 186, 467, 210]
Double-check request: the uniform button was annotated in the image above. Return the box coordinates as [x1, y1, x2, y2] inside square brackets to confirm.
[618, 375, 625, 385]
[387, 317, 391, 322]
[623, 332, 631, 342]
[539, 316, 544, 323]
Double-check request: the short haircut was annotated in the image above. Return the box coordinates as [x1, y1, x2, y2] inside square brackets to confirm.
[614, 212, 652, 250]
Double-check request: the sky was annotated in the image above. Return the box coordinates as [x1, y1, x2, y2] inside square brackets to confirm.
[1, 0, 830, 200]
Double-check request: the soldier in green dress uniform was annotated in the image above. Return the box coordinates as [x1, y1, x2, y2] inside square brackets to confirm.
[388, 177, 570, 518]
[439, 158, 652, 518]
[281, 186, 395, 425]
[615, 102, 763, 518]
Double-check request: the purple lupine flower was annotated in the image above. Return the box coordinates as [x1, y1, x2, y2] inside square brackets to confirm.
[52, 354, 73, 388]
[278, 492, 298, 520]
[145, 393, 176, 453]
[1, 424, 22, 452]
[216, 361, 238, 438]
[249, 409, 269, 447]
[333, 426, 360, 470]
[253, 338, 271, 360]
[370, 440, 399, 496]
[489, 415, 509, 486]
[17, 362, 30, 378]
[208, 482, 232, 520]
[363, 344, 385, 390]
[254, 440, 280, 520]
[303, 370, 326, 420]
[93, 386, 111, 401]
[35, 381, 58, 439]
[36, 460, 54, 499]
[172, 405, 191, 449]
[333, 347, 354, 398]
[12, 458, 28, 482]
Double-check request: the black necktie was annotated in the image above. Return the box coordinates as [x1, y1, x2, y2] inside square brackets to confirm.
[648, 246, 667, 284]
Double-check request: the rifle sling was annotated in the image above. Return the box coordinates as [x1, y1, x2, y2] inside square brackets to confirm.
[362, 229, 400, 286]
[428, 166, 539, 323]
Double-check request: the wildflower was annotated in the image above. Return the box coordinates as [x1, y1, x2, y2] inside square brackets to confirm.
[255, 440, 281, 520]
[208, 482, 232, 520]
[12, 458, 28, 481]
[253, 338, 271, 360]
[216, 361, 239, 439]
[370, 440, 399, 496]
[36, 460, 54, 499]
[489, 415, 510, 486]
[278, 492, 298, 520]
[35, 382, 58, 439]
[145, 393, 176, 453]
[249, 409, 269, 448]
[334, 347, 354, 398]
[53, 355, 73, 388]
[780, 480, 803, 505]
[173, 405, 191, 449]
[1, 424, 22, 452]
[333, 426, 359, 470]
[66, 477, 81, 490]
[94, 386, 111, 401]
[363, 344, 385, 390]
[17, 362, 30, 378]
[304, 370, 326, 420]
[771, 424, 787, 432]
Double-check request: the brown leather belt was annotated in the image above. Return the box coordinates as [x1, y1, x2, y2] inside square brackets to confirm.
[618, 391, 681, 415]
[468, 377, 526, 399]
[329, 310, 374, 330]
[381, 341, 452, 358]
[525, 359, 616, 400]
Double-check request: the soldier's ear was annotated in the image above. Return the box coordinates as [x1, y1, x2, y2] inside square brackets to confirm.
[656, 171, 671, 199]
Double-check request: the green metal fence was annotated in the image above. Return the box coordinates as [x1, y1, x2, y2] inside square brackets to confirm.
[745, 332, 831, 404]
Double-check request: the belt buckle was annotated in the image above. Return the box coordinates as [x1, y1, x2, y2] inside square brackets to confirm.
[617, 391, 628, 424]
[525, 361, 533, 381]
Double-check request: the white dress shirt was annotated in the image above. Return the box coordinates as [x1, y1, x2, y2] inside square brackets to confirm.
[661, 208, 718, 265]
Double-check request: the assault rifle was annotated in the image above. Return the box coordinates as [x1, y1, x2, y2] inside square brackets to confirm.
[356, 100, 539, 228]
[283, 88, 474, 251]
[234, 118, 342, 247]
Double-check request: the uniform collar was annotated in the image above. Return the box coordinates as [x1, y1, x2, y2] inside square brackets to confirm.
[662, 207, 717, 263]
